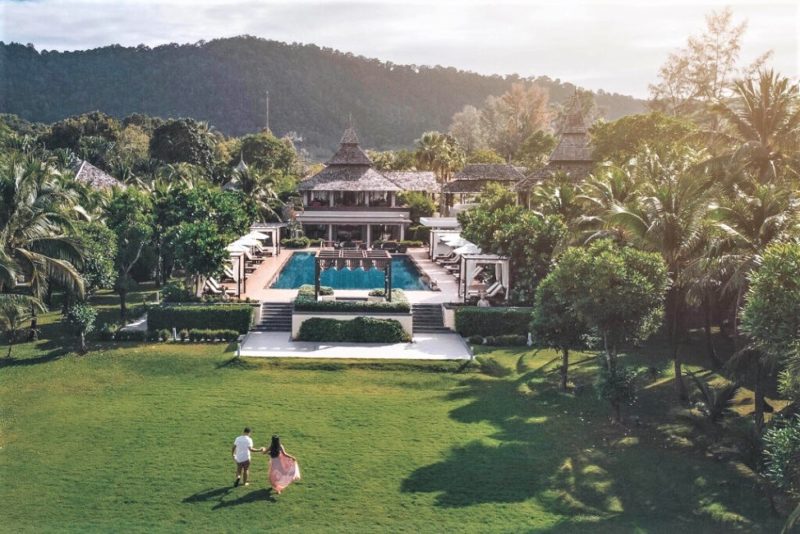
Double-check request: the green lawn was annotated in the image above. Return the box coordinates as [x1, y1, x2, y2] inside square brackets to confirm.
[0, 292, 783, 532]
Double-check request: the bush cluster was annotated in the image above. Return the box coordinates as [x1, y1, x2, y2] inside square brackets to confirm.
[281, 237, 322, 248]
[294, 288, 410, 313]
[187, 329, 239, 342]
[297, 316, 410, 343]
[297, 284, 334, 297]
[455, 307, 533, 337]
[147, 304, 253, 333]
[114, 329, 147, 342]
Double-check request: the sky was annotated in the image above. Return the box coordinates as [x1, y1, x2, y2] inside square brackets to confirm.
[1, 0, 798, 98]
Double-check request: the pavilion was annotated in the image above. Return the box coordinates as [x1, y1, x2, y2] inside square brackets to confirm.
[441, 163, 527, 216]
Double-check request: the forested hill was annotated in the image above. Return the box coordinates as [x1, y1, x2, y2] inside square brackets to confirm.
[1, 37, 644, 154]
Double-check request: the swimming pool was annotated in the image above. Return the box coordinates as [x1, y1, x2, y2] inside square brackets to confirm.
[270, 252, 430, 290]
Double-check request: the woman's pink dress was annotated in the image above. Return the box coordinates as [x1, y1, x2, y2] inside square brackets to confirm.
[269, 452, 301, 492]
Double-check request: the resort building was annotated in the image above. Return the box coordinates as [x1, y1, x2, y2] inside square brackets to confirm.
[72, 159, 125, 189]
[515, 95, 595, 206]
[441, 163, 527, 216]
[295, 127, 437, 245]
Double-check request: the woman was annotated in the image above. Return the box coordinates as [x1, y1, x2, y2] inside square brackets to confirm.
[264, 435, 301, 494]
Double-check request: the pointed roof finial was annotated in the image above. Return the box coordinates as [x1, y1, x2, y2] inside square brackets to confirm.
[235, 152, 248, 173]
[561, 89, 588, 135]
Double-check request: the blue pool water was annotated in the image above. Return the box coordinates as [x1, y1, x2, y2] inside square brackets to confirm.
[271, 252, 429, 290]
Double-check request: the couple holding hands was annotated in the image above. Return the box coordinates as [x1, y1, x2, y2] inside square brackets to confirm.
[232, 427, 301, 494]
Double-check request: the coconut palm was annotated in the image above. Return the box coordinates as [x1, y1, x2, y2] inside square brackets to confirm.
[577, 161, 645, 245]
[227, 166, 284, 222]
[0, 153, 86, 301]
[604, 148, 713, 400]
[414, 131, 465, 182]
[711, 70, 800, 183]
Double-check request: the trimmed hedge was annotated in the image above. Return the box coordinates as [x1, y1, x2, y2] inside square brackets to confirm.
[187, 329, 239, 342]
[454, 307, 533, 337]
[294, 288, 410, 313]
[297, 316, 410, 343]
[148, 304, 253, 333]
[298, 284, 333, 297]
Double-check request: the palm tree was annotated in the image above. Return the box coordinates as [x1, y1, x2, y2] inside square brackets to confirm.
[414, 131, 464, 183]
[529, 171, 583, 241]
[228, 166, 284, 222]
[0, 153, 86, 301]
[711, 70, 800, 183]
[706, 181, 800, 341]
[604, 148, 713, 400]
[577, 161, 645, 245]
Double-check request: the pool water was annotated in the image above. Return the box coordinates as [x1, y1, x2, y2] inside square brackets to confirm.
[270, 252, 430, 290]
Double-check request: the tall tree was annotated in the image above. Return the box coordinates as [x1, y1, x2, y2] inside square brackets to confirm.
[482, 82, 550, 161]
[414, 131, 464, 182]
[649, 7, 772, 122]
[448, 105, 487, 153]
[149, 118, 216, 171]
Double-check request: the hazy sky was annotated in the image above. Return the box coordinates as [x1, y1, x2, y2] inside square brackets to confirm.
[2, 0, 798, 97]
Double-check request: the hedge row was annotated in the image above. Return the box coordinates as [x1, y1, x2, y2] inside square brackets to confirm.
[147, 304, 253, 333]
[281, 237, 323, 248]
[298, 284, 334, 297]
[294, 288, 410, 313]
[467, 334, 528, 346]
[297, 317, 410, 343]
[454, 307, 533, 337]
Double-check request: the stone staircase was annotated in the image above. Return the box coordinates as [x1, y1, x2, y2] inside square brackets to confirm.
[412, 304, 450, 334]
[253, 302, 292, 332]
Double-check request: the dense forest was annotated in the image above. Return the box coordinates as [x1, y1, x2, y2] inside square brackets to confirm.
[0, 37, 644, 156]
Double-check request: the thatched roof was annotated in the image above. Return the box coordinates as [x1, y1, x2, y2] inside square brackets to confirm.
[514, 162, 595, 192]
[451, 163, 527, 182]
[550, 94, 593, 163]
[443, 179, 506, 194]
[298, 166, 402, 191]
[326, 127, 372, 166]
[384, 171, 438, 191]
[73, 160, 124, 189]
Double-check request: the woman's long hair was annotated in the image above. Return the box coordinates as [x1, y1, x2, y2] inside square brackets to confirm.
[268, 435, 281, 458]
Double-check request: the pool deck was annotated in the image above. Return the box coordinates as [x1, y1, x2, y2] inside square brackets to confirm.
[231, 248, 461, 304]
[239, 331, 472, 360]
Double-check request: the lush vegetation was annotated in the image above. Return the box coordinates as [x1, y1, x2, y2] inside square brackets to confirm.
[454, 306, 533, 337]
[147, 304, 254, 334]
[294, 287, 410, 313]
[1, 37, 643, 155]
[297, 316, 410, 343]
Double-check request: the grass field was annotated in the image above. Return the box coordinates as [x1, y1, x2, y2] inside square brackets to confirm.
[0, 289, 784, 532]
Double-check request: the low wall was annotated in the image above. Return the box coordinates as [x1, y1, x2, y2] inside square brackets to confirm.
[442, 304, 457, 331]
[292, 310, 413, 340]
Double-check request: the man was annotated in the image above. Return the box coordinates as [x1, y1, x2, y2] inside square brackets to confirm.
[232, 427, 261, 487]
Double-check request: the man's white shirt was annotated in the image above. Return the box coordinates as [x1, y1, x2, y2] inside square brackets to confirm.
[233, 435, 254, 462]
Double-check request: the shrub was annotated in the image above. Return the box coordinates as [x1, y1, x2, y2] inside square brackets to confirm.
[298, 284, 333, 297]
[455, 307, 533, 337]
[178, 329, 189, 341]
[114, 329, 147, 342]
[475, 356, 512, 377]
[146, 330, 160, 342]
[161, 281, 199, 303]
[467, 334, 484, 345]
[186, 328, 238, 342]
[762, 415, 800, 498]
[484, 336, 496, 346]
[481, 334, 528, 346]
[398, 240, 424, 248]
[295, 288, 410, 313]
[98, 323, 118, 341]
[297, 317, 410, 343]
[281, 236, 311, 248]
[158, 329, 171, 342]
[595, 365, 638, 421]
[147, 304, 253, 333]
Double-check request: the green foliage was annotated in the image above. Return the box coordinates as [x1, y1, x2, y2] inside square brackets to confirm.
[74, 221, 118, 293]
[590, 112, 694, 164]
[65, 302, 97, 335]
[530, 272, 591, 353]
[459, 183, 567, 304]
[281, 236, 312, 248]
[41, 111, 121, 151]
[147, 304, 253, 333]
[549, 240, 668, 362]
[158, 329, 171, 342]
[741, 243, 800, 362]
[514, 130, 556, 169]
[295, 289, 410, 313]
[398, 191, 435, 223]
[467, 334, 484, 345]
[113, 329, 147, 342]
[686, 372, 741, 425]
[762, 415, 800, 497]
[297, 316, 410, 343]
[298, 284, 334, 297]
[454, 307, 533, 337]
[595, 365, 638, 419]
[169, 221, 228, 281]
[161, 281, 198, 303]
[466, 149, 505, 164]
[149, 118, 215, 170]
[233, 130, 297, 175]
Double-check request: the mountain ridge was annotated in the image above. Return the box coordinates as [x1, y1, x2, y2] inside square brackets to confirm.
[0, 36, 645, 154]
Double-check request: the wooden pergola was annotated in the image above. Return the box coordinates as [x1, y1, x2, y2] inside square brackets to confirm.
[314, 249, 394, 301]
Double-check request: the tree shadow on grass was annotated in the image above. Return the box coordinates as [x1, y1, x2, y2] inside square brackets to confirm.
[0, 345, 70, 367]
[401, 360, 779, 531]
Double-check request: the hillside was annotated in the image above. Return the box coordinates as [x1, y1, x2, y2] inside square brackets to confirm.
[0, 37, 645, 154]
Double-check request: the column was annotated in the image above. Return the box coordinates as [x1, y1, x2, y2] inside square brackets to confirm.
[399, 224, 405, 241]
[366, 225, 372, 246]
[327, 224, 333, 243]
[329, 192, 334, 207]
